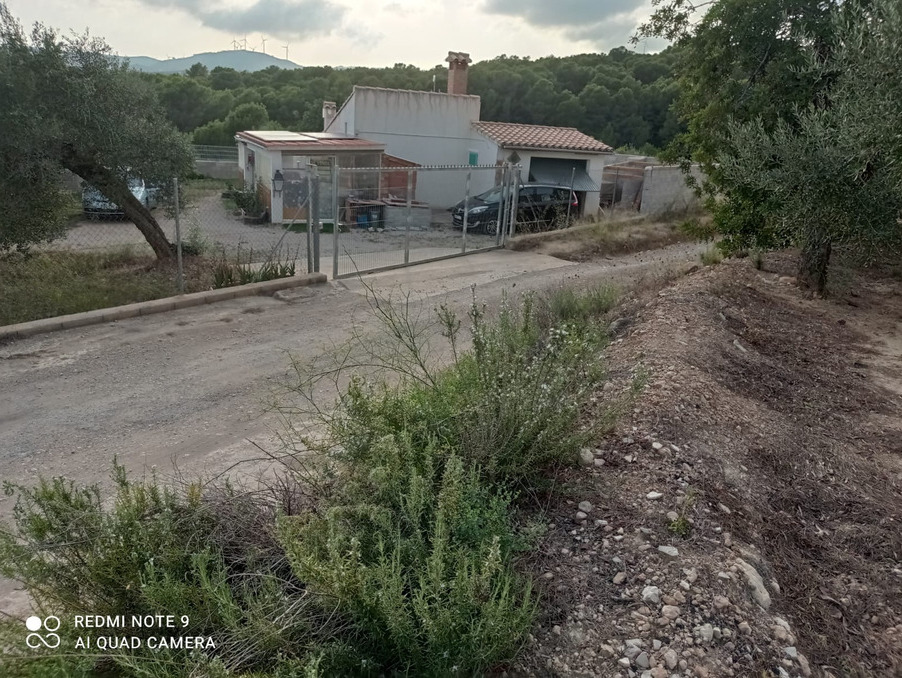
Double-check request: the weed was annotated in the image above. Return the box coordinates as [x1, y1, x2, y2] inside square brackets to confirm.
[667, 488, 698, 538]
[700, 246, 724, 266]
[544, 284, 618, 324]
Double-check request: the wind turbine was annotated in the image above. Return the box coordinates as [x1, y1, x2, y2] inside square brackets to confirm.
[260, 37, 267, 54]
[283, 44, 289, 60]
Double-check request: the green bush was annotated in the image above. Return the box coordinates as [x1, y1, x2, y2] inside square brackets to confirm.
[279, 438, 534, 676]
[1, 284, 627, 677]
[0, 465, 329, 677]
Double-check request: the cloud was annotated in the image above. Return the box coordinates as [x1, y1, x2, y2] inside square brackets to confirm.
[483, 0, 649, 48]
[136, 0, 347, 40]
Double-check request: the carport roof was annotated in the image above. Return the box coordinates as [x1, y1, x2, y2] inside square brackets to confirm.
[236, 131, 385, 152]
[472, 121, 613, 153]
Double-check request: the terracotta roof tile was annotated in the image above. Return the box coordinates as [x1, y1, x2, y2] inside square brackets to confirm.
[472, 121, 612, 153]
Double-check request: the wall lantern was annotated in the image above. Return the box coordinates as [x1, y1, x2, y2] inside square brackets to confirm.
[273, 169, 285, 195]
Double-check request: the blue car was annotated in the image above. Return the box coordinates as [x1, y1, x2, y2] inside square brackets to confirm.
[82, 178, 159, 219]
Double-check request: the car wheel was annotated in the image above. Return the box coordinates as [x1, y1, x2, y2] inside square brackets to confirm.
[483, 219, 498, 235]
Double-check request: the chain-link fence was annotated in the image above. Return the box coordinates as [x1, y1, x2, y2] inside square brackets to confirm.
[325, 164, 516, 277]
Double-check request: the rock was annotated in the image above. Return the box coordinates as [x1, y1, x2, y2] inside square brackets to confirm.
[649, 668, 668, 678]
[717, 502, 731, 514]
[642, 586, 662, 605]
[552, 625, 561, 635]
[600, 644, 617, 657]
[771, 625, 792, 644]
[663, 649, 678, 669]
[713, 595, 731, 610]
[613, 572, 627, 584]
[578, 501, 594, 513]
[617, 657, 631, 668]
[575, 511, 588, 521]
[738, 621, 752, 635]
[694, 623, 714, 644]
[594, 458, 606, 467]
[652, 442, 664, 451]
[646, 491, 664, 500]
[652, 640, 662, 651]
[783, 646, 798, 659]
[679, 580, 690, 591]
[667, 511, 679, 522]
[735, 557, 771, 609]
[635, 651, 650, 669]
[797, 653, 812, 677]
[658, 545, 679, 558]
[683, 567, 698, 583]
[579, 448, 595, 466]
[661, 605, 680, 620]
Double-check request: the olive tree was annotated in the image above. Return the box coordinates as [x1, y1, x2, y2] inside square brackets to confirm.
[717, 0, 902, 291]
[0, 4, 193, 258]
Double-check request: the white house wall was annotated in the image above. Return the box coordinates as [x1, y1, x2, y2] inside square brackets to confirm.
[343, 88, 484, 208]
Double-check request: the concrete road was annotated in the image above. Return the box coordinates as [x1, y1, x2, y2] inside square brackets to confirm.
[0, 243, 702, 614]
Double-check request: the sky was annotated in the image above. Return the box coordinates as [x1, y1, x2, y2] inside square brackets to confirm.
[6, 0, 667, 67]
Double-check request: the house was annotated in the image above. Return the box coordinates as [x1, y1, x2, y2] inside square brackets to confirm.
[235, 130, 386, 224]
[323, 51, 616, 215]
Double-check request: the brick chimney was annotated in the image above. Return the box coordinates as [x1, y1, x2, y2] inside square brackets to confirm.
[322, 101, 337, 131]
[445, 51, 472, 95]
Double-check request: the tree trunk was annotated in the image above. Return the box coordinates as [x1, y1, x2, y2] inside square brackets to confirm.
[797, 237, 831, 294]
[63, 156, 173, 259]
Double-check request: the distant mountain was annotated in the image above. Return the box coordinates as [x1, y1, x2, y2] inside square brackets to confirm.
[125, 50, 300, 74]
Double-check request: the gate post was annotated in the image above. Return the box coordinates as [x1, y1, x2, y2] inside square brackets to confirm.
[404, 169, 413, 265]
[332, 163, 340, 279]
[310, 169, 320, 273]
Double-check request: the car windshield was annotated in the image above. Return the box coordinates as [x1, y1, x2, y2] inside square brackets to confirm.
[474, 187, 503, 205]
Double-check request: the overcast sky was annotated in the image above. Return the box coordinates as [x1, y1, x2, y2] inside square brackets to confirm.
[7, 0, 665, 66]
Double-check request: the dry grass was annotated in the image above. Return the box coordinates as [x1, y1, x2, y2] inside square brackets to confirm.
[0, 248, 217, 326]
[506, 211, 703, 262]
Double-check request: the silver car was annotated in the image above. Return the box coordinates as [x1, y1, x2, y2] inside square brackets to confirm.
[82, 178, 159, 219]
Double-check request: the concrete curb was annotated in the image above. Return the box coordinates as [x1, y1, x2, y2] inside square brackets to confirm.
[0, 273, 327, 343]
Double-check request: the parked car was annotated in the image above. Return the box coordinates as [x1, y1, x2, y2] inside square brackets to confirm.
[451, 183, 579, 234]
[82, 178, 159, 219]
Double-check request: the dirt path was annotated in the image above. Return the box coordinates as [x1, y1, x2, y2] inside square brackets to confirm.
[516, 254, 902, 677]
[0, 243, 704, 616]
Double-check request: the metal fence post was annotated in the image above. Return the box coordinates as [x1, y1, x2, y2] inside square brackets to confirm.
[510, 166, 521, 241]
[404, 169, 412, 265]
[462, 170, 471, 254]
[566, 166, 576, 227]
[503, 165, 517, 245]
[306, 173, 313, 274]
[497, 164, 508, 244]
[311, 170, 320, 273]
[332, 163, 340, 279]
[173, 177, 184, 293]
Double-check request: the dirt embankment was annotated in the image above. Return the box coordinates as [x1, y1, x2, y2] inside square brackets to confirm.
[516, 254, 902, 677]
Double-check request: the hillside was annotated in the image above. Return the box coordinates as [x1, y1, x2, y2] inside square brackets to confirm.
[126, 50, 299, 74]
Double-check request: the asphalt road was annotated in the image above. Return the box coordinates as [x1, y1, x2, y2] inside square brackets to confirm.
[0, 243, 703, 614]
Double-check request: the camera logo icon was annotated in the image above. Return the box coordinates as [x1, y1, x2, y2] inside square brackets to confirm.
[25, 615, 61, 649]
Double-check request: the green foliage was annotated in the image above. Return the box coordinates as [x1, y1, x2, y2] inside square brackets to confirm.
[641, 0, 902, 292]
[0, 4, 192, 256]
[146, 49, 682, 150]
[279, 442, 534, 676]
[544, 284, 619, 324]
[715, 0, 902, 289]
[0, 463, 330, 677]
[1, 285, 624, 677]
[212, 255, 296, 289]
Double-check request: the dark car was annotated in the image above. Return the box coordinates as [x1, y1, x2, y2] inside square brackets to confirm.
[451, 183, 579, 234]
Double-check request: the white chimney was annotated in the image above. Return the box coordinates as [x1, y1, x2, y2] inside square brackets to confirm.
[322, 101, 337, 131]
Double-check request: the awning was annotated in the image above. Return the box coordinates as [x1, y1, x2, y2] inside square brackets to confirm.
[528, 157, 600, 192]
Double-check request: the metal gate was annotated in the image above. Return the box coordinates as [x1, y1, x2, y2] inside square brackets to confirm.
[303, 162, 522, 278]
